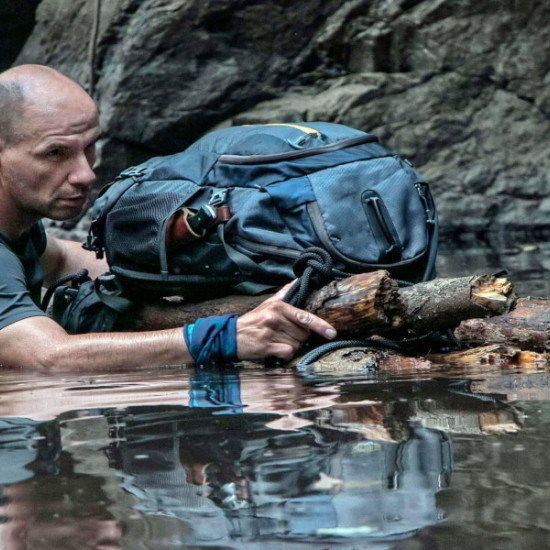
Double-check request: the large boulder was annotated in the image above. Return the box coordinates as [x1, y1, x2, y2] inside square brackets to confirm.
[14, 0, 550, 235]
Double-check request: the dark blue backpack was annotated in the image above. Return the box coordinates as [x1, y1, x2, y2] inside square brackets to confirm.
[86, 122, 438, 299]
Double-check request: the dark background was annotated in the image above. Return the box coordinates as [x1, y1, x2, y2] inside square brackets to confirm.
[3, 0, 549, 239]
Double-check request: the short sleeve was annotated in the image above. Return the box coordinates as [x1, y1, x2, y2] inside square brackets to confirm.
[33, 222, 48, 257]
[0, 244, 48, 331]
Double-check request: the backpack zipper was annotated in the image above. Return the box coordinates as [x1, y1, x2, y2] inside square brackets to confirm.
[263, 123, 320, 136]
[232, 236, 302, 260]
[217, 135, 378, 165]
[361, 190, 402, 262]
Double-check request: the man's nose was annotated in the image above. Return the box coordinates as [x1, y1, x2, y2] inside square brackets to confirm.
[68, 153, 97, 188]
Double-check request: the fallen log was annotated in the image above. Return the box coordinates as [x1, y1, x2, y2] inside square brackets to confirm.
[294, 345, 432, 376]
[454, 298, 550, 351]
[428, 344, 549, 368]
[295, 343, 549, 380]
[303, 271, 401, 334]
[395, 273, 515, 333]
[118, 271, 515, 338]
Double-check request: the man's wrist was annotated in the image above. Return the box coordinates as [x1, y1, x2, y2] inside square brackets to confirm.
[183, 314, 238, 366]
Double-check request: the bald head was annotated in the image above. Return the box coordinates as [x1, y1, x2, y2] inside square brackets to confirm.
[0, 65, 95, 146]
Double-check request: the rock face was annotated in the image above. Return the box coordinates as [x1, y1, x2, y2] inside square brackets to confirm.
[11, 0, 550, 236]
[0, 0, 41, 71]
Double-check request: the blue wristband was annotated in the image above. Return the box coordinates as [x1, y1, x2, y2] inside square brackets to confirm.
[183, 314, 239, 366]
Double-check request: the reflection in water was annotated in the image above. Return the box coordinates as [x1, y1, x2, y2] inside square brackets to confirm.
[105, 400, 451, 543]
[0, 418, 122, 550]
[0, 366, 538, 549]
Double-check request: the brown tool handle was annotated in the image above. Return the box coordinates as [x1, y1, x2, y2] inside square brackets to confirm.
[165, 208, 204, 252]
[165, 206, 232, 252]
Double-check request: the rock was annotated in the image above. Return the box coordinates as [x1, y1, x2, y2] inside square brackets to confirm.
[10, 0, 550, 236]
[0, 0, 41, 71]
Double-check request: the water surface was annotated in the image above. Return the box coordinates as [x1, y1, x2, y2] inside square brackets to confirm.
[0, 235, 548, 549]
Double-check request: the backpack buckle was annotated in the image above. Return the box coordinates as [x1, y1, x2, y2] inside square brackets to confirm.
[209, 189, 228, 207]
[83, 219, 105, 258]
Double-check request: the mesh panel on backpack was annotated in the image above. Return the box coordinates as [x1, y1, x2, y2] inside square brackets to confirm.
[105, 191, 185, 270]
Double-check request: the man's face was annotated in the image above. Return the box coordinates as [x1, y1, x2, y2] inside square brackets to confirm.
[0, 90, 100, 225]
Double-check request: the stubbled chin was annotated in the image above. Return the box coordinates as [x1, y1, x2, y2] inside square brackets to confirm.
[48, 206, 84, 221]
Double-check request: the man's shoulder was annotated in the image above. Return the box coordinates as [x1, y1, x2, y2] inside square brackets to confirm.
[0, 221, 47, 259]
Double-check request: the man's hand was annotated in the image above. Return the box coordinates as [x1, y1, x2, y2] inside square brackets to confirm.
[236, 286, 337, 361]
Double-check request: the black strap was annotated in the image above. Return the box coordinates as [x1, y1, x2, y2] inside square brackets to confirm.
[41, 269, 90, 311]
[93, 278, 133, 313]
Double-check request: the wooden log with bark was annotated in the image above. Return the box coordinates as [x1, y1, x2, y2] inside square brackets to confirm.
[293, 342, 549, 378]
[118, 270, 516, 336]
[454, 298, 550, 352]
[394, 272, 514, 333]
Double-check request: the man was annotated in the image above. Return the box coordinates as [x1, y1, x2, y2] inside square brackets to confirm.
[0, 64, 336, 370]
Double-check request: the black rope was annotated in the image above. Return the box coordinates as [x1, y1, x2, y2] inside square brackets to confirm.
[282, 247, 350, 308]
[266, 248, 350, 367]
[41, 269, 90, 311]
[445, 327, 461, 349]
[295, 337, 403, 369]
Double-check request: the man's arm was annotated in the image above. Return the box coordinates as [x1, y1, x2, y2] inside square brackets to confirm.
[0, 290, 336, 371]
[41, 235, 109, 287]
[12, 233, 337, 371]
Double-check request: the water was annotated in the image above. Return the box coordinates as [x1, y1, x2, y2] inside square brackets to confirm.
[0, 235, 548, 549]
[437, 231, 550, 297]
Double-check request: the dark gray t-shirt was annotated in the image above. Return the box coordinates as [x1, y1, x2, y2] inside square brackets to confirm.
[0, 222, 49, 331]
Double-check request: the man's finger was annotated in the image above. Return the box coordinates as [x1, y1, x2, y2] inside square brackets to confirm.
[268, 343, 297, 361]
[276, 319, 310, 343]
[281, 303, 337, 340]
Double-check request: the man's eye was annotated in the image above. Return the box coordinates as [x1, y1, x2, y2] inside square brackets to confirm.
[45, 148, 63, 158]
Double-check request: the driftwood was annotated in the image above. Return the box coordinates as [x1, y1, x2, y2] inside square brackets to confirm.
[395, 273, 514, 333]
[119, 270, 515, 336]
[428, 344, 550, 367]
[295, 343, 549, 378]
[454, 298, 550, 351]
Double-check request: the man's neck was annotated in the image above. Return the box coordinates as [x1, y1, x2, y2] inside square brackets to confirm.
[0, 205, 39, 241]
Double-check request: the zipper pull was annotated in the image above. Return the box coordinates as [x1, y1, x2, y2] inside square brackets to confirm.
[415, 183, 436, 224]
